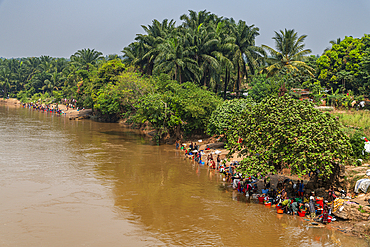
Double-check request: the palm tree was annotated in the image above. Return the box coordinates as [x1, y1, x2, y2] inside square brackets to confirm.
[70, 48, 103, 71]
[25, 57, 41, 82]
[122, 19, 175, 76]
[50, 70, 65, 91]
[153, 37, 200, 83]
[261, 29, 314, 78]
[329, 38, 342, 46]
[211, 20, 235, 97]
[183, 22, 220, 87]
[122, 42, 147, 72]
[229, 19, 265, 93]
[180, 10, 220, 30]
[323, 38, 342, 54]
[0, 67, 12, 97]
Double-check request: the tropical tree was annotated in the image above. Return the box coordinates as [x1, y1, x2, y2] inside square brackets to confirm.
[207, 98, 254, 135]
[123, 19, 175, 75]
[70, 48, 103, 71]
[229, 19, 265, 93]
[0, 67, 11, 97]
[153, 37, 200, 83]
[226, 95, 352, 178]
[180, 10, 219, 30]
[211, 20, 235, 96]
[261, 29, 314, 78]
[316, 35, 370, 94]
[183, 20, 220, 87]
[323, 38, 342, 54]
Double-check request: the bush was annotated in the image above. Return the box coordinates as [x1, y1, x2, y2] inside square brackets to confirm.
[207, 98, 255, 136]
[350, 131, 369, 159]
[135, 77, 222, 135]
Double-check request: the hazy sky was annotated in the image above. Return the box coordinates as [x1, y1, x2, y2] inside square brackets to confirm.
[0, 0, 369, 58]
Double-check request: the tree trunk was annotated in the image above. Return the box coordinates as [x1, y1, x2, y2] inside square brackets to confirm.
[203, 69, 207, 87]
[179, 69, 182, 84]
[236, 63, 240, 98]
[174, 66, 177, 82]
[147, 61, 153, 76]
[224, 68, 228, 100]
[343, 79, 345, 93]
[214, 75, 219, 94]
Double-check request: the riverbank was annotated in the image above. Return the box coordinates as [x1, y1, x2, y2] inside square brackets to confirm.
[178, 136, 370, 240]
[6, 98, 370, 240]
[0, 98, 93, 120]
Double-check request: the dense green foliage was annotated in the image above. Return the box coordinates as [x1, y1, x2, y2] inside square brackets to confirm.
[226, 95, 352, 178]
[135, 77, 222, 138]
[207, 98, 254, 135]
[248, 74, 282, 102]
[349, 132, 368, 160]
[0, 9, 368, 173]
[316, 35, 370, 94]
[122, 10, 265, 97]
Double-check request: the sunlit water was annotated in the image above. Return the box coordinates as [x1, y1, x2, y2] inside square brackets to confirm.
[0, 105, 368, 246]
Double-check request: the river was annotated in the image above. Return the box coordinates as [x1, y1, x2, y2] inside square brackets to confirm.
[0, 105, 368, 247]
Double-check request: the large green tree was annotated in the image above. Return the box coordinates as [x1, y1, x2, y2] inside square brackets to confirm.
[226, 95, 352, 178]
[316, 35, 370, 94]
[153, 37, 200, 83]
[207, 98, 254, 135]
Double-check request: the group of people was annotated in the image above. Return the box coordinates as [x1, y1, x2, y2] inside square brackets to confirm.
[23, 101, 83, 115]
[62, 98, 77, 111]
[176, 140, 337, 224]
[23, 102, 64, 115]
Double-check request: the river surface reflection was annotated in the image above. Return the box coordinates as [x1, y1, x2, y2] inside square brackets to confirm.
[0, 105, 368, 246]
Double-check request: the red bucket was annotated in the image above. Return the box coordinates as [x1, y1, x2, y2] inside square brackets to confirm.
[316, 199, 323, 207]
[258, 197, 264, 203]
[276, 205, 282, 210]
[298, 211, 306, 217]
[264, 202, 272, 207]
[327, 216, 332, 223]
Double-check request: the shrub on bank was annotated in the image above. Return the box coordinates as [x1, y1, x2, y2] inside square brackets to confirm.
[134, 75, 222, 138]
[207, 98, 255, 136]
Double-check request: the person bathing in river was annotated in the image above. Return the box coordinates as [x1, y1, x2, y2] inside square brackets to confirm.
[281, 188, 287, 199]
[328, 186, 336, 202]
[322, 201, 329, 224]
[207, 153, 213, 166]
[298, 180, 304, 197]
[189, 142, 193, 150]
[216, 155, 221, 170]
[309, 191, 316, 219]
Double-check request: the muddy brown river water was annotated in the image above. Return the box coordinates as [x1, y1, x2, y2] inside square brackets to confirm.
[0, 105, 368, 246]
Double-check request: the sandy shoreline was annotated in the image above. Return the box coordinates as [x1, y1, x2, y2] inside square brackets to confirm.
[0, 98, 92, 119]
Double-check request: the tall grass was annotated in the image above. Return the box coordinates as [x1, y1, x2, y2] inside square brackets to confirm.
[331, 110, 370, 137]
